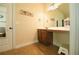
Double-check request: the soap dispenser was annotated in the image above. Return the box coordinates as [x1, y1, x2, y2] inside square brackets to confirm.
[62, 20, 64, 27]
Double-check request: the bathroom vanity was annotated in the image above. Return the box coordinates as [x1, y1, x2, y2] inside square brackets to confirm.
[37, 27, 70, 46]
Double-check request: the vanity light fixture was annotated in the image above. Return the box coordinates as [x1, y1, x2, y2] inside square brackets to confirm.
[48, 3, 62, 11]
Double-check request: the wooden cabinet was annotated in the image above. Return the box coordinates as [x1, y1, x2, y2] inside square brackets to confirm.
[38, 29, 53, 46]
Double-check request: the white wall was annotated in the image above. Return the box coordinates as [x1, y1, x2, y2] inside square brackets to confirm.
[53, 32, 69, 49]
[15, 4, 46, 48]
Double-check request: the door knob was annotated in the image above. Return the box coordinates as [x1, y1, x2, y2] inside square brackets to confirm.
[9, 27, 13, 29]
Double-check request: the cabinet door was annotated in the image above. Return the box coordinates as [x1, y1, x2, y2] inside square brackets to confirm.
[38, 30, 47, 43]
[41, 30, 53, 45]
[38, 29, 50, 45]
[47, 32, 53, 45]
[38, 29, 53, 45]
[38, 30, 42, 42]
[41, 30, 47, 43]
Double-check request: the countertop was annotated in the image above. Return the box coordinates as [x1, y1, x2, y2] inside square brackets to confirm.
[38, 27, 70, 32]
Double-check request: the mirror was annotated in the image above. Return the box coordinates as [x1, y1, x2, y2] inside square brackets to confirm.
[0, 4, 6, 37]
[48, 3, 70, 27]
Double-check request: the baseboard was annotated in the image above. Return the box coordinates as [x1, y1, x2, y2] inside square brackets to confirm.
[15, 40, 60, 49]
[15, 41, 38, 49]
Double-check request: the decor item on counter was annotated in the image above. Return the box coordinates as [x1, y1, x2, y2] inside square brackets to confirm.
[64, 17, 70, 27]
[62, 20, 64, 27]
[56, 20, 58, 27]
[55, 20, 65, 27]
[20, 10, 33, 17]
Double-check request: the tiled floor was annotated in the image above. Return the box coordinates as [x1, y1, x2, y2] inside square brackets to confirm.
[0, 43, 59, 55]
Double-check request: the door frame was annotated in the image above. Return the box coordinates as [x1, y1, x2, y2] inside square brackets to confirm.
[6, 3, 16, 50]
[12, 3, 16, 49]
